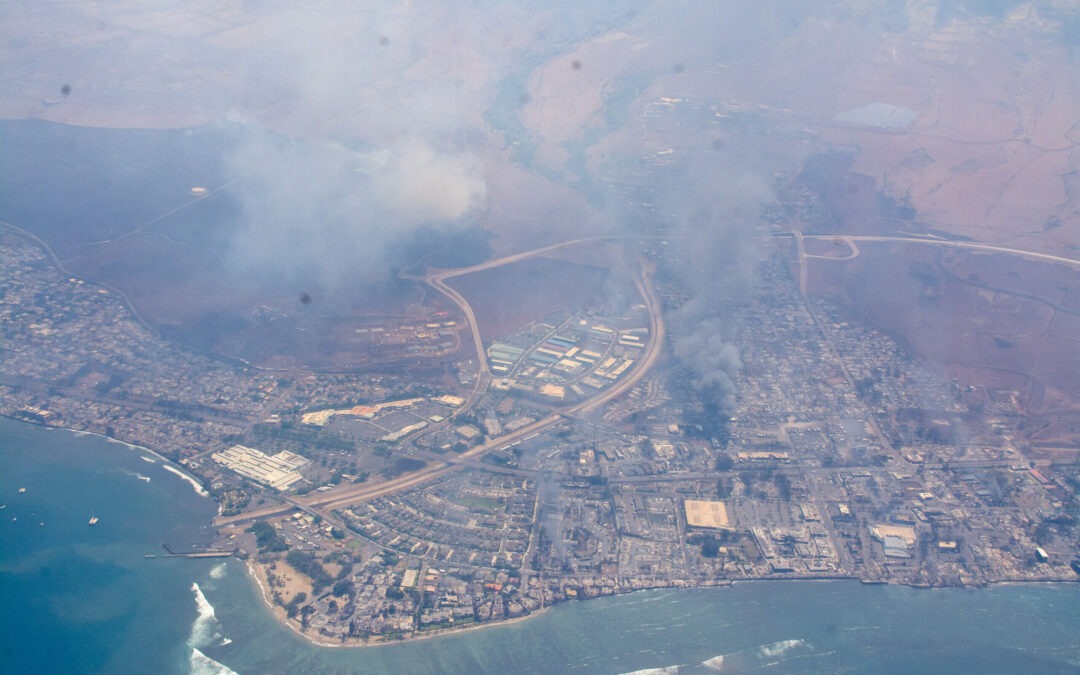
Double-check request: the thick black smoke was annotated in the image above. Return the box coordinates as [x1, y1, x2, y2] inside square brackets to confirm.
[664, 163, 773, 417]
[672, 317, 743, 415]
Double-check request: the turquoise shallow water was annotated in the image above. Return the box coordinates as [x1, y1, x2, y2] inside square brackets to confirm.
[2, 416, 1079, 675]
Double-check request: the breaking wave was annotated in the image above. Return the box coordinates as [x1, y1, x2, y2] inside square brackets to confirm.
[163, 465, 209, 496]
[210, 562, 228, 580]
[695, 639, 810, 672]
[186, 583, 234, 673]
[701, 654, 727, 670]
[188, 583, 224, 648]
[189, 648, 237, 675]
[758, 639, 806, 659]
[618, 667, 679, 675]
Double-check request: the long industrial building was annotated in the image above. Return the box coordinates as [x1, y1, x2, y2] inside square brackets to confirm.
[212, 445, 309, 491]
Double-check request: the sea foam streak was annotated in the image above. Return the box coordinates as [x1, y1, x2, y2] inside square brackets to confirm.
[140, 456, 157, 464]
[618, 667, 679, 675]
[164, 465, 209, 496]
[210, 562, 227, 580]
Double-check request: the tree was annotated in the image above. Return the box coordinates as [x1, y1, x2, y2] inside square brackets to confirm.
[285, 551, 332, 592]
[333, 579, 354, 597]
[701, 536, 721, 558]
[740, 472, 756, 498]
[714, 453, 735, 471]
[774, 473, 792, 501]
[285, 592, 307, 618]
[247, 521, 288, 552]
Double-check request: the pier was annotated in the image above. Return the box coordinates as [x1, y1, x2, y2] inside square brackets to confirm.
[144, 551, 234, 559]
[145, 543, 235, 559]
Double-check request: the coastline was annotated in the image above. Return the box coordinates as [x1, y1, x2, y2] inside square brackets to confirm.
[238, 553, 1080, 650]
[242, 558, 552, 649]
[3, 415, 210, 498]
[6, 416, 1078, 650]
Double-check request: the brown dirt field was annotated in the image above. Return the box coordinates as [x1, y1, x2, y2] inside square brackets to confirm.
[819, 18, 1080, 255]
[268, 560, 314, 602]
[807, 243, 1080, 410]
[67, 230, 440, 368]
[448, 257, 612, 341]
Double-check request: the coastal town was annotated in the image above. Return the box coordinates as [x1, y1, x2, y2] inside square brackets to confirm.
[3, 208, 1078, 646]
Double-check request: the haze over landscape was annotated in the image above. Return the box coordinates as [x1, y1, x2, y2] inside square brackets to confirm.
[2, 1, 1079, 673]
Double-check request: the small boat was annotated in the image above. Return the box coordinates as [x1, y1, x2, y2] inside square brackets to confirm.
[88, 516, 99, 526]
[18, 487, 26, 494]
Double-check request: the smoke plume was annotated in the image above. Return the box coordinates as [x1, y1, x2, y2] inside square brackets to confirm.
[664, 162, 774, 416]
[221, 130, 487, 292]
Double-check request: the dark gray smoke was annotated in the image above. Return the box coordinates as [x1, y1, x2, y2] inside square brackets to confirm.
[664, 163, 774, 416]
[672, 317, 743, 414]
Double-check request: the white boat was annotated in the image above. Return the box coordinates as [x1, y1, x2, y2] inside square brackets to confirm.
[88, 515, 99, 526]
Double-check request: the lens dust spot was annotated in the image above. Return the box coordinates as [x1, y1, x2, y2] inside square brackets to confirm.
[300, 292, 312, 305]
[673, 63, 685, 73]
[60, 84, 71, 97]
[571, 60, 582, 71]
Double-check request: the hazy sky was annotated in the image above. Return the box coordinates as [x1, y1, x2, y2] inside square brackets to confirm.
[2, 1, 1078, 379]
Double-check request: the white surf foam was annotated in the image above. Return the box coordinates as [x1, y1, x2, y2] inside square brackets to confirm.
[100, 434, 152, 453]
[186, 584, 236, 675]
[189, 648, 238, 675]
[701, 654, 727, 670]
[163, 465, 209, 496]
[758, 639, 806, 659]
[187, 583, 231, 649]
[210, 562, 227, 580]
[140, 456, 157, 464]
[618, 667, 679, 675]
[188, 583, 222, 648]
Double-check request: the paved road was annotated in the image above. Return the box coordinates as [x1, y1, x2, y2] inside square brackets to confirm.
[419, 235, 636, 376]
[303, 412, 563, 512]
[570, 257, 665, 417]
[219, 252, 667, 524]
[798, 233, 1080, 270]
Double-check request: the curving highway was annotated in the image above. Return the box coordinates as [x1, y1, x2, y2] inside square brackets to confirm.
[217, 244, 667, 524]
[796, 233, 1080, 270]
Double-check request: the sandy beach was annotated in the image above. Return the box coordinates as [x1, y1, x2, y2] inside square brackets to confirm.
[243, 558, 551, 649]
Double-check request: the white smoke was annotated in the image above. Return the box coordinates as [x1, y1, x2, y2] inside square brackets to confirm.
[221, 130, 487, 289]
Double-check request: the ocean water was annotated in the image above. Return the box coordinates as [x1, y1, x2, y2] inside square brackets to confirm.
[2, 416, 1079, 674]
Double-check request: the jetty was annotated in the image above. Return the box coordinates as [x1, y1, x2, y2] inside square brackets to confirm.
[144, 543, 234, 559]
[145, 551, 234, 559]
